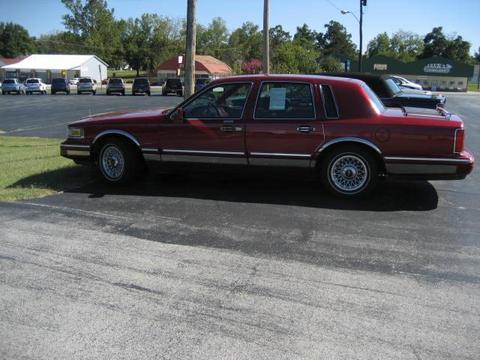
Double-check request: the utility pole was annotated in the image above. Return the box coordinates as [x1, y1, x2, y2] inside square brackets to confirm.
[184, 0, 196, 98]
[358, 0, 366, 72]
[263, 0, 270, 74]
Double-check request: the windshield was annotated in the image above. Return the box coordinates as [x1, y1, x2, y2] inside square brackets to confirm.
[3, 79, 14, 84]
[385, 78, 402, 95]
[27, 79, 39, 83]
[52, 79, 65, 84]
[363, 84, 386, 113]
[79, 78, 91, 83]
[134, 78, 148, 84]
[109, 78, 123, 84]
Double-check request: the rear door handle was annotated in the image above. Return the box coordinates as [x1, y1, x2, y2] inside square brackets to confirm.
[220, 125, 243, 132]
[297, 125, 315, 133]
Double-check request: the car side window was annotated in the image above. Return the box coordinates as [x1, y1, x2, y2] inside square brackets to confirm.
[321, 85, 339, 119]
[184, 83, 252, 119]
[255, 82, 315, 119]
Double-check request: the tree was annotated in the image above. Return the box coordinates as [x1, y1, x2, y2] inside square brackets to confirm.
[421, 27, 471, 62]
[444, 35, 471, 63]
[317, 21, 357, 60]
[389, 31, 423, 62]
[293, 24, 317, 49]
[367, 30, 424, 62]
[272, 42, 318, 73]
[0, 22, 35, 57]
[421, 27, 449, 58]
[61, 0, 123, 66]
[196, 17, 229, 60]
[367, 32, 392, 58]
[123, 14, 183, 75]
[241, 58, 262, 74]
[475, 47, 480, 63]
[35, 31, 86, 55]
[225, 22, 262, 67]
[269, 25, 291, 50]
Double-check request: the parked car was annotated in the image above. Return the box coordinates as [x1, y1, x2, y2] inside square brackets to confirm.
[162, 78, 183, 96]
[132, 78, 151, 96]
[320, 73, 446, 109]
[106, 78, 125, 95]
[77, 77, 97, 95]
[195, 78, 211, 92]
[51, 78, 71, 95]
[390, 75, 423, 91]
[25, 78, 48, 95]
[60, 74, 474, 198]
[69, 78, 80, 85]
[2, 78, 25, 95]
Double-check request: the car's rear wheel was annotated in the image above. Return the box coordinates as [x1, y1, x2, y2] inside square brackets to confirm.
[98, 138, 140, 184]
[321, 146, 378, 198]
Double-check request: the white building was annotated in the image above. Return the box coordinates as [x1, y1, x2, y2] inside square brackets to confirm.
[1, 54, 108, 83]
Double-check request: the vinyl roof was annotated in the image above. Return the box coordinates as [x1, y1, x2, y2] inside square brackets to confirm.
[1, 54, 108, 70]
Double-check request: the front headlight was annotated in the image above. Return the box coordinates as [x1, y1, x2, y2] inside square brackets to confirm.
[68, 127, 85, 138]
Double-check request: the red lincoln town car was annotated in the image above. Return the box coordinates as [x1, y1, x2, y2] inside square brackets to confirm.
[61, 74, 474, 198]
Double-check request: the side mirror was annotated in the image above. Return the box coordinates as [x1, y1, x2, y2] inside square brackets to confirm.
[170, 108, 185, 123]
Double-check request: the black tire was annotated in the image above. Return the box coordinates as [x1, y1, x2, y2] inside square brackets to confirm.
[1, 91, 4, 95]
[320, 145, 378, 198]
[93, 91, 96, 95]
[106, 91, 110, 95]
[147, 91, 151, 96]
[122, 90, 125, 96]
[52, 91, 56, 95]
[77, 91, 81, 95]
[97, 138, 141, 184]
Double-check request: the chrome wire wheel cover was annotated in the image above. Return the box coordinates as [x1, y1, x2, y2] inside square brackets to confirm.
[101, 145, 125, 180]
[329, 154, 369, 193]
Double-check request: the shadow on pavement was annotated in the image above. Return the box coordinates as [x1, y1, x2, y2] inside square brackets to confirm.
[9, 167, 439, 211]
[7, 166, 439, 212]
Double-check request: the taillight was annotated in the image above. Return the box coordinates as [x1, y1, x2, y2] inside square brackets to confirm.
[454, 128, 464, 153]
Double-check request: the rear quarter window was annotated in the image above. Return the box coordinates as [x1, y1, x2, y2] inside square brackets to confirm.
[321, 85, 339, 119]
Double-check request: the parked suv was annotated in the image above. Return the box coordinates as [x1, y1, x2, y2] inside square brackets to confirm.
[162, 78, 183, 96]
[132, 78, 151, 96]
[106, 78, 125, 95]
[25, 78, 48, 95]
[195, 78, 211, 92]
[1, 78, 25, 95]
[51, 78, 71, 95]
[77, 77, 97, 95]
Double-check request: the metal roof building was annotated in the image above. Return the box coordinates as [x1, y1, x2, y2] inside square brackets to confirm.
[1, 54, 108, 83]
[156, 55, 232, 80]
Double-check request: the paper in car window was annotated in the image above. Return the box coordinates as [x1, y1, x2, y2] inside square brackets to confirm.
[269, 88, 287, 110]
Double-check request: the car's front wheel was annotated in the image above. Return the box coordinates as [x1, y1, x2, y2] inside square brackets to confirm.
[321, 146, 378, 198]
[98, 138, 140, 184]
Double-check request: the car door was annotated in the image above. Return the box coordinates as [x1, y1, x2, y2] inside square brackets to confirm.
[159, 81, 254, 165]
[245, 81, 325, 167]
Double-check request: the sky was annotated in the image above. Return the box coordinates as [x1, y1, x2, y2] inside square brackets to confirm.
[0, 0, 479, 55]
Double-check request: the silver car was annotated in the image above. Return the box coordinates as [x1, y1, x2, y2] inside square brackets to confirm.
[1, 79, 25, 95]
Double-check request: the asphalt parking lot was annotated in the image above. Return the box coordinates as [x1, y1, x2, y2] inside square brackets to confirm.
[0, 90, 183, 138]
[1, 93, 479, 359]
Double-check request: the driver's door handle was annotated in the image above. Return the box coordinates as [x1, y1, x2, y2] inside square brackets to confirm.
[220, 125, 243, 132]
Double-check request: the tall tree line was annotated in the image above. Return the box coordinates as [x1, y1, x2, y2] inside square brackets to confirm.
[0, 0, 478, 75]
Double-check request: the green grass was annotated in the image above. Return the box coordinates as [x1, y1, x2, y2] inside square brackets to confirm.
[468, 83, 480, 92]
[0, 136, 91, 202]
[107, 69, 147, 79]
